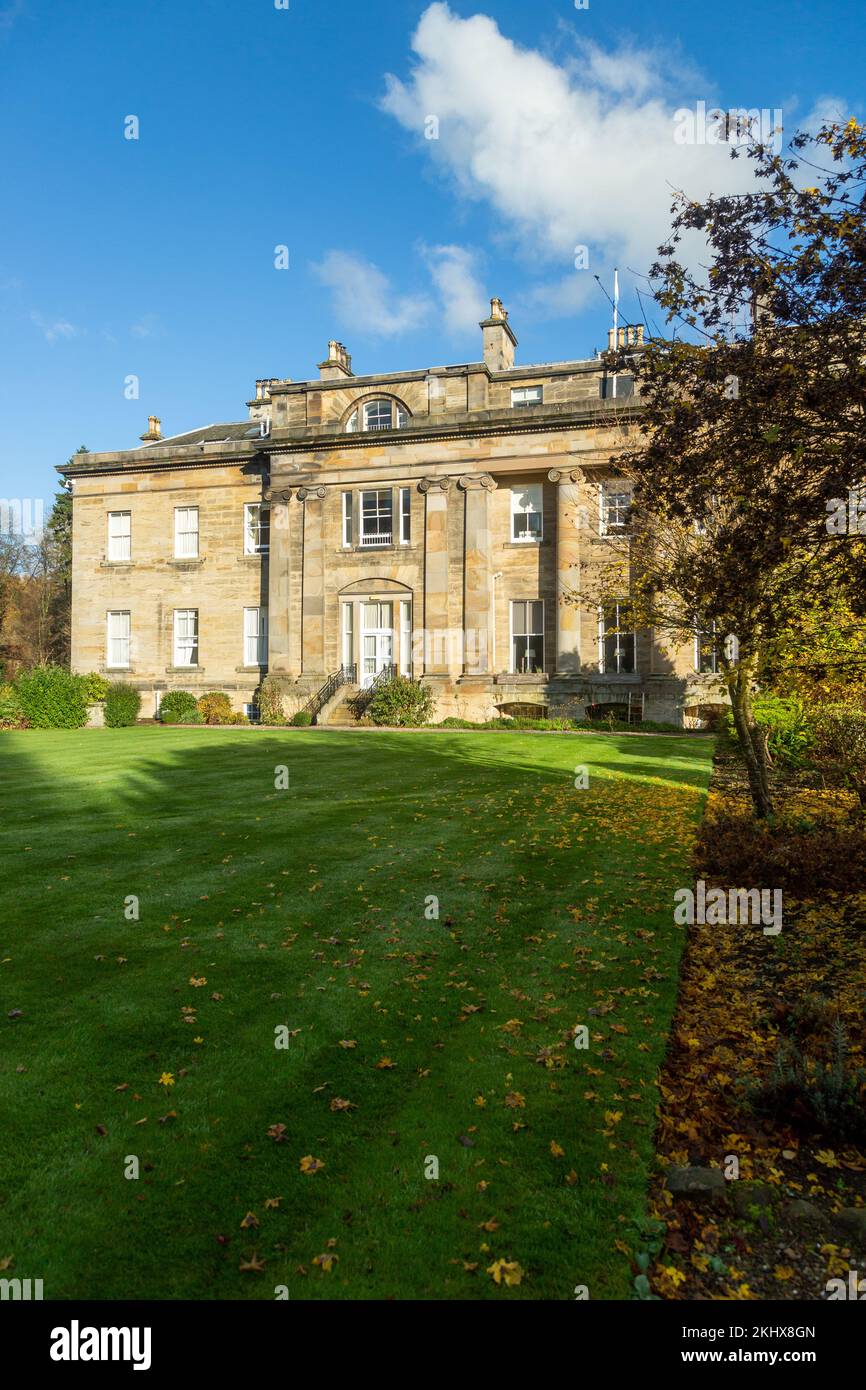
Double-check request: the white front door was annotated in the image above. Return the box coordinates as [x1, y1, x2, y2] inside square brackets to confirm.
[361, 601, 393, 687]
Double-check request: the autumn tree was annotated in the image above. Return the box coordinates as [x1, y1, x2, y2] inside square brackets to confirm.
[608, 119, 866, 817]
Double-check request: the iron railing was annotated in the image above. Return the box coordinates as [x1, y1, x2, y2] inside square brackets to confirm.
[304, 663, 357, 722]
[349, 662, 398, 719]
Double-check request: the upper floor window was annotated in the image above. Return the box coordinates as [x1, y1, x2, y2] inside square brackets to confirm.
[599, 601, 635, 674]
[107, 511, 131, 562]
[174, 507, 199, 559]
[600, 483, 631, 537]
[345, 398, 409, 433]
[511, 386, 543, 408]
[600, 374, 634, 400]
[511, 484, 543, 543]
[244, 503, 270, 555]
[360, 489, 393, 546]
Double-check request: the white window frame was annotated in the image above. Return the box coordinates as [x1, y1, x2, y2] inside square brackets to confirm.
[511, 385, 543, 408]
[599, 483, 631, 537]
[400, 599, 412, 676]
[399, 487, 411, 544]
[174, 506, 199, 559]
[243, 606, 268, 666]
[107, 511, 131, 563]
[510, 599, 545, 674]
[598, 601, 636, 674]
[244, 503, 270, 555]
[173, 608, 199, 668]
[341, 601, 354, 669]
[510, 484, 543, 544]
[360, 489, 393, 547]
[106, 610, 131, 669]
[694, 621, 719, 674]
[342, 491, 353, 548]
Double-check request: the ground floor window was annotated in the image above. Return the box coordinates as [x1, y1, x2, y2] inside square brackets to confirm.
[243, 607, 268, 666]
[599, 601, 635, 673]
[107, 610, 130, 668]
[511, 600, 544, 673]
[174, 609, 199, 667]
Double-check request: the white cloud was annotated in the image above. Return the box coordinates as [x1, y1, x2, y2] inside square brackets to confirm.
[422, 243, 487, 333]
[380, 4, 778, 308]
[312, 250, 430, 337]
[30, 311, 77, 344]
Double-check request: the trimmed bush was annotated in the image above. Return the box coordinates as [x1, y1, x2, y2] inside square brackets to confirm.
[367, 676, 435, 728]
[292, 709, 313, 727]
[82, 672, 109, 703]
[104, 683, 141, 728]
[159, 691, 199, 724]
[0, 683, 28, 730]
[258, 680, 285, 726]
[197, 692, 233, 725]
[15, 666, 88, 729]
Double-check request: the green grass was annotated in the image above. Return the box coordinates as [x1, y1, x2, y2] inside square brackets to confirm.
[0, 727, 713, 1300]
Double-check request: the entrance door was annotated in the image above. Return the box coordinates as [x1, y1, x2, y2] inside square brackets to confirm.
[361, 601, 393, 687]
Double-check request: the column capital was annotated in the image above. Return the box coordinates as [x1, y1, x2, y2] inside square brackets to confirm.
[547, 468, 581, 484]
[296, 485, 326, 502]
[457, 473, 497, 492]
[418, 476, 452, 494]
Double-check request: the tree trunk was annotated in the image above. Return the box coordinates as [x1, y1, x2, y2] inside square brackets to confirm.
[726, 664, 774, 819]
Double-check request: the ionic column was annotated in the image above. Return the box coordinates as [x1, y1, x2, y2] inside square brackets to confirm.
[264, 486, 294, 675]
[418, 477, 452, 676]
[458, 473, 496, 675]
[297, 485, 327, 677]
[549, 468, 583, 673]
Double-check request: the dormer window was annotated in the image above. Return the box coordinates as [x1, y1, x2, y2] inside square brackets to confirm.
[345, 398, 409, 433]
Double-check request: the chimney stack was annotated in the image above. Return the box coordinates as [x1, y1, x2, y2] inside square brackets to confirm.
[480, 297, 517, 372]
[318, 340, 353, 380]
[607, 324, 645, 352]
[140, 414, 163, 442]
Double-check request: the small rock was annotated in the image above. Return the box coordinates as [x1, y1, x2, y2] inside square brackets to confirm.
[833, 1208, 866, 1242]
[783, 1199, 822, 1225]
[666, 1165, 727, 1202]
[732, 1181, 773, 1218]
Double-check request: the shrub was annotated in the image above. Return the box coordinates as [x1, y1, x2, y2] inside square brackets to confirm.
[197, 692, 234, 725]
[104, 683, 141, 728]
[726, 693, 813, 767]
[258, 680, 286, 726]
[367, 676, 435, 728]
[15, 665, 88, 729]
[0, 683, 28, 729]
[159, 691, 199, 724]
[810, 704, 866, 815]
[292, 709, 313, 726]
[82, 672, 109, 702]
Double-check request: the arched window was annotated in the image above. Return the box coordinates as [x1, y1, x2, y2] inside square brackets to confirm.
[345, 398, 409, 433]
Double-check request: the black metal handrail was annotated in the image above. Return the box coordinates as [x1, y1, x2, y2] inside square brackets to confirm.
[304, 663, 357, 721]
[349, 662, 398, 718]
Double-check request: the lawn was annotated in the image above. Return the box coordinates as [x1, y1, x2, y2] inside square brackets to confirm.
[0, 727, 713, 1300]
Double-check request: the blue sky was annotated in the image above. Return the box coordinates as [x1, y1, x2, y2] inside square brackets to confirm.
[0, 0, 861, 507]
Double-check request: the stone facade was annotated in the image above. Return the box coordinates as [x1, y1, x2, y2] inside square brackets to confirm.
[61, 302, 726, 725]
